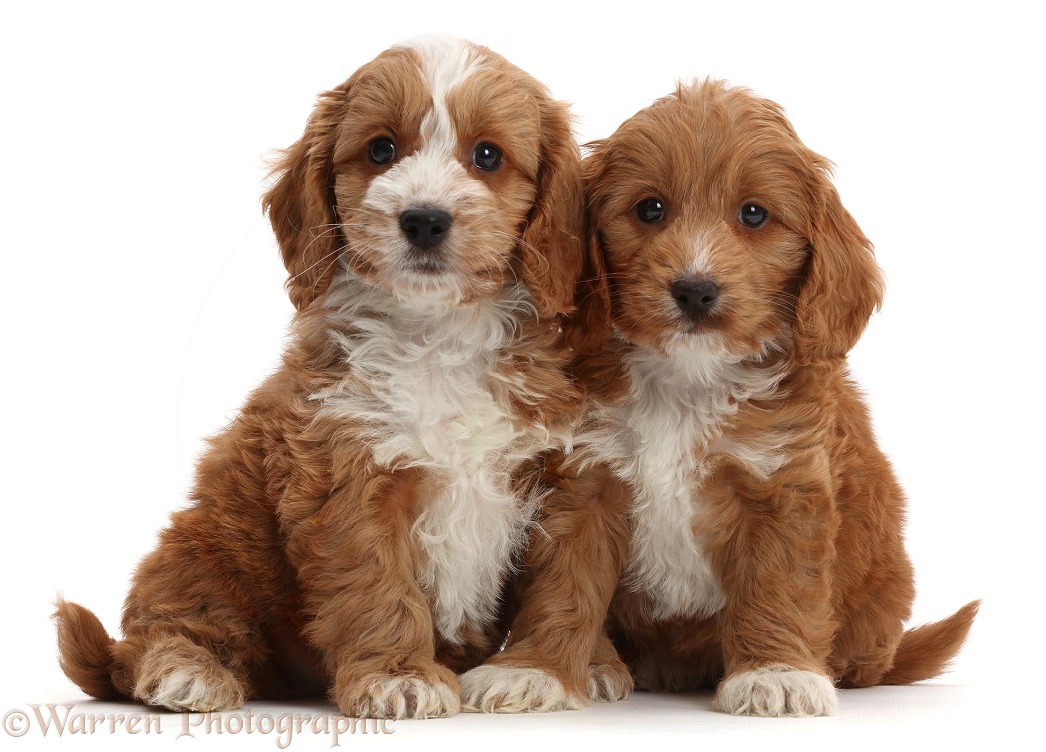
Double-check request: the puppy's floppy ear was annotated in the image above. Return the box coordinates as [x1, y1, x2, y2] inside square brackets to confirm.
[563, 143, 613, 355]
[517, 96, 585, 321]
[564, 229, 613, 355]
[263, 83, 349, 311]
[793, 172, 884, 363]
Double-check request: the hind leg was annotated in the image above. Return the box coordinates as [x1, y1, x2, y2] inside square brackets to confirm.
[830, 593, 907, 689]
[829, 579, 911, 688]
[56, 566, 276, 712]
[110, 586, 272, 713]
[117, 633, 246, 711]
[830, 517, 915, 688]
[55, 600, 250, 710]
[109, 515, 283, 710]
[110, 603, 262, 712]
[586, 633, 633, 702]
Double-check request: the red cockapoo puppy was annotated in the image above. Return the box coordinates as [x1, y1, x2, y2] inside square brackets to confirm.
[460, 79, 978, 717]
[54, 36, 585, 720]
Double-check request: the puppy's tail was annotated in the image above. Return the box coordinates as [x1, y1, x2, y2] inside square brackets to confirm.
[881, 600, 980, 685]
[53, 599, 124, 700]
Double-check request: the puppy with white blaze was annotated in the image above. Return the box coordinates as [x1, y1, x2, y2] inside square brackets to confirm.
[460, 79, 978, 717]
[53, 37, 586, 720]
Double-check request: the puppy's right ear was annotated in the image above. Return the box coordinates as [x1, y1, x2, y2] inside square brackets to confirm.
[564, 145, 613, 355]
[263, 83, 349, 311]
[564, 229, 613, 355]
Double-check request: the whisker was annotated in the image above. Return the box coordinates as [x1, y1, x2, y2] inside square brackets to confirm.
[308, 246, 350, 299]
[289, 244, 346, 283]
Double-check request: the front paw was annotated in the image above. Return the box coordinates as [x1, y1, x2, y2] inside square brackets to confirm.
[713, 664, 838, 717]
[336, 665, 460, 719]
[460, 664, 588, 713]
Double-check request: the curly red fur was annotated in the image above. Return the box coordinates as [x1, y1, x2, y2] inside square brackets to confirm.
[54, 38, 585, 719]
[463, 80, 977, 717]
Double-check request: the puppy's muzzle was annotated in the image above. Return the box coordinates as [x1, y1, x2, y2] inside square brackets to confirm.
[400, 208, 452, 250]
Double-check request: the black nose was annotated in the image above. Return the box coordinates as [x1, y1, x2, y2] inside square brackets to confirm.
[400, 208, 452, 249]
[670, 278, 720, 317]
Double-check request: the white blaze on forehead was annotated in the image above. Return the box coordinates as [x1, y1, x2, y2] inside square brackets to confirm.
[367, 37, 492, 214]
[396, 36, 484, 155]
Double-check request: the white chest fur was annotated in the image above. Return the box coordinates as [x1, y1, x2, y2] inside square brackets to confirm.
[580, 341, 788, 621]
[311, 278, 558, 642]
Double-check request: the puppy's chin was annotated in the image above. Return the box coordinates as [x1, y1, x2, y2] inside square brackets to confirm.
[661, 328, 786, 367]
[391, 270, 470, 308]
[619, 311, 736, 360]
[341, 259, 504, 311]
[339, 264, 465, 308]
[663, 330, 738, 361]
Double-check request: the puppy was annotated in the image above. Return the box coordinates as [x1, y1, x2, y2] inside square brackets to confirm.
[460, 80, 978, 716]
[54, 36, 585, 719]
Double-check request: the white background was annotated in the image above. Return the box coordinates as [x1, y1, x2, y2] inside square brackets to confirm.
[1, 1, 1042, 749]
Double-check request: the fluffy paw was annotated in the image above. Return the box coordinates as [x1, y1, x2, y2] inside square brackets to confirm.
[713, 664, 838, 717]
[587, 660, 633, 702]
[338, 674, 460, 719]
[134, 637, 244, 712]
[460, 665, 588, 713]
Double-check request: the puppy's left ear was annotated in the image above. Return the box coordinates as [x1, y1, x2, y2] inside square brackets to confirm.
[793, 177, 884, 363]
[518, 96, 585, 321]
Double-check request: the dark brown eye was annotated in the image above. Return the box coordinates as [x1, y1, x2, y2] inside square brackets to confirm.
[739, 203, 769, 228]
[636, 197, 665, 224]
[367, 138, 396, 165]
[472, 143, 502, 171]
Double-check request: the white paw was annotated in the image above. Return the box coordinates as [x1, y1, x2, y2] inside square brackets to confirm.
[460, 665, 588, 713]
[713, 665, 838, 717]
[143, 668, 243, 712]
[353, 675, 460, 719]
